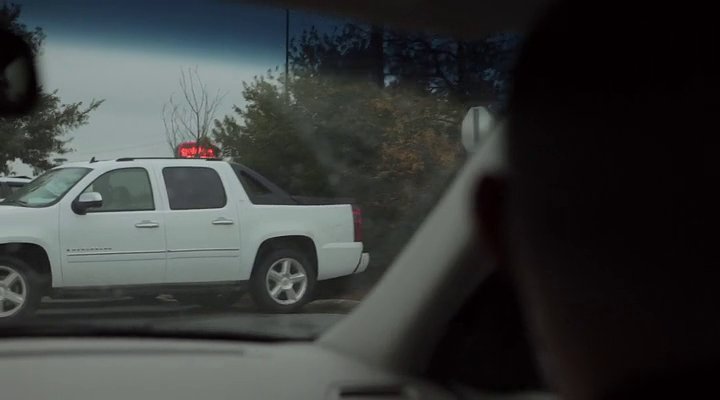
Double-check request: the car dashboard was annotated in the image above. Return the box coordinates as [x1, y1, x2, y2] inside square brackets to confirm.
[0, 337, 456, 400]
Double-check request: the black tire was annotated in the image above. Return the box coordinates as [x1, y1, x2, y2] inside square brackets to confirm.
[176, 291, 244, 309]
[0, 256, 43, 323]
[250, 248, 316, 313]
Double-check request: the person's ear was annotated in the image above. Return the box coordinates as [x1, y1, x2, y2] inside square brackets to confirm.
[475, 175, 508, 266]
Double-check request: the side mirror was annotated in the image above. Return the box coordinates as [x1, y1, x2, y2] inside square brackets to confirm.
[0, 29, 39, 116]
[72, 192, 103, 215]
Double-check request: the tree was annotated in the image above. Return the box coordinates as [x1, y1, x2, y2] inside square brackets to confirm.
[214, 22, 518, 285]
[0, 3, 103, 175]
[163, 67, 225, 153]
[213, 75, 331, 195]
[214, 71, 464, 278]
[289, 22, 520, 109]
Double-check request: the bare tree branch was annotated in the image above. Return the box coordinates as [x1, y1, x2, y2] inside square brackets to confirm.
[162, 67, 226, 154]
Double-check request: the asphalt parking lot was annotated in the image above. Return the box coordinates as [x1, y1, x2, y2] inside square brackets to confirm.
[33, 295, 360, 339]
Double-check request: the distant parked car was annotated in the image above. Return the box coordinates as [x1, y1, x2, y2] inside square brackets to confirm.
[0, 176, 31, 200]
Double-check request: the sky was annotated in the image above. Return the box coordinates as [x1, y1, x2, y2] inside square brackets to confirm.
[11, 0, 342, 175]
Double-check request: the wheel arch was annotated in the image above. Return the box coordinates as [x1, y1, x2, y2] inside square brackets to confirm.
[0, 242, 52, 291]
[251, 235, 318, 278]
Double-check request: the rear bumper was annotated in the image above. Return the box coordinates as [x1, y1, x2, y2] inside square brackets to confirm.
[317, 242, 365, 280]
[354, 252, 370, 274]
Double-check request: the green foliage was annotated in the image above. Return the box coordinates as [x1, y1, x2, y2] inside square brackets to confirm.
[214, 71, 465, 279]
[0, 3, 103, 175]
[0, 3, 43, 55]
[213, 77, 331, 195]
[0, 93, 103, 173]
[214, 22, 516, 284]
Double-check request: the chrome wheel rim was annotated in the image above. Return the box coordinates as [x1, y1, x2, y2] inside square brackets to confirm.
[0, 265, 27, 318]
[265, 258, 308, 305]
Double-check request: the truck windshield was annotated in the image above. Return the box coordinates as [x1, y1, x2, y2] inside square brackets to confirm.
[2, 168, 90, 207]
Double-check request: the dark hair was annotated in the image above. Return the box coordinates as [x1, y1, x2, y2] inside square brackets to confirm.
[506, 1, 719, 280]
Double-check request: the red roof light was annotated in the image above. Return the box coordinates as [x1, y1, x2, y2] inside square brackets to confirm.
[176, 141, 219, 159]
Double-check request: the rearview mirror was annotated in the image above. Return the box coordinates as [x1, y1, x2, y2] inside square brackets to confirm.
[0, 29, 39, 116]
[72, 192, 103, 215]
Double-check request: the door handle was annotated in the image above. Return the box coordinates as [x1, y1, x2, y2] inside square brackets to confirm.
[135, 220, 160, 228]
[212, 218, 234, 226]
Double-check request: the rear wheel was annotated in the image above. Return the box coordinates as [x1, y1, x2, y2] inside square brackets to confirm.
[0, 256, 42, 323]
[250, 249, 316, 313]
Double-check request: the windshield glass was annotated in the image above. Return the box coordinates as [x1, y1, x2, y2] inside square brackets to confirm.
[1, 167, 90, 207]
[0, 0, 519, 339]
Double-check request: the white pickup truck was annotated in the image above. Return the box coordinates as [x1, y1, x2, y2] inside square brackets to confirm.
[0, 158, 369, 320]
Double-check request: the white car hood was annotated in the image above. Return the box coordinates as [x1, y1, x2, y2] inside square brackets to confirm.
[0, 204, 37, 216]
[0, 204, 53, 230]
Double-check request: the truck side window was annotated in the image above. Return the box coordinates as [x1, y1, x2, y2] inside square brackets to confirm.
[82, 168, 155, 212]
[240, 172, 271, 197]
[163, 167, 227, 210]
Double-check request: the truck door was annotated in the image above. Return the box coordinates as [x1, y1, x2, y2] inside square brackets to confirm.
[59, 167, 167, 286]
[160, 166, 242, 283]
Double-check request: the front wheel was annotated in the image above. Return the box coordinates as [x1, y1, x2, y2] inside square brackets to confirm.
[0, 256, 42, 323]
[250, 249, 316, 313]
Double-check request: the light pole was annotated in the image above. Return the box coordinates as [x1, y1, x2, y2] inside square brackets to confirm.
[285, 9, 290, 103]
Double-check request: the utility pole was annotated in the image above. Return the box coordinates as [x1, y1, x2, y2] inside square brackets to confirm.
[285, 9, 290, 103]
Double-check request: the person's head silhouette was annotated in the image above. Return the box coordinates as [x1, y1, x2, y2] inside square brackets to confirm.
[476, 1, 720, 399]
